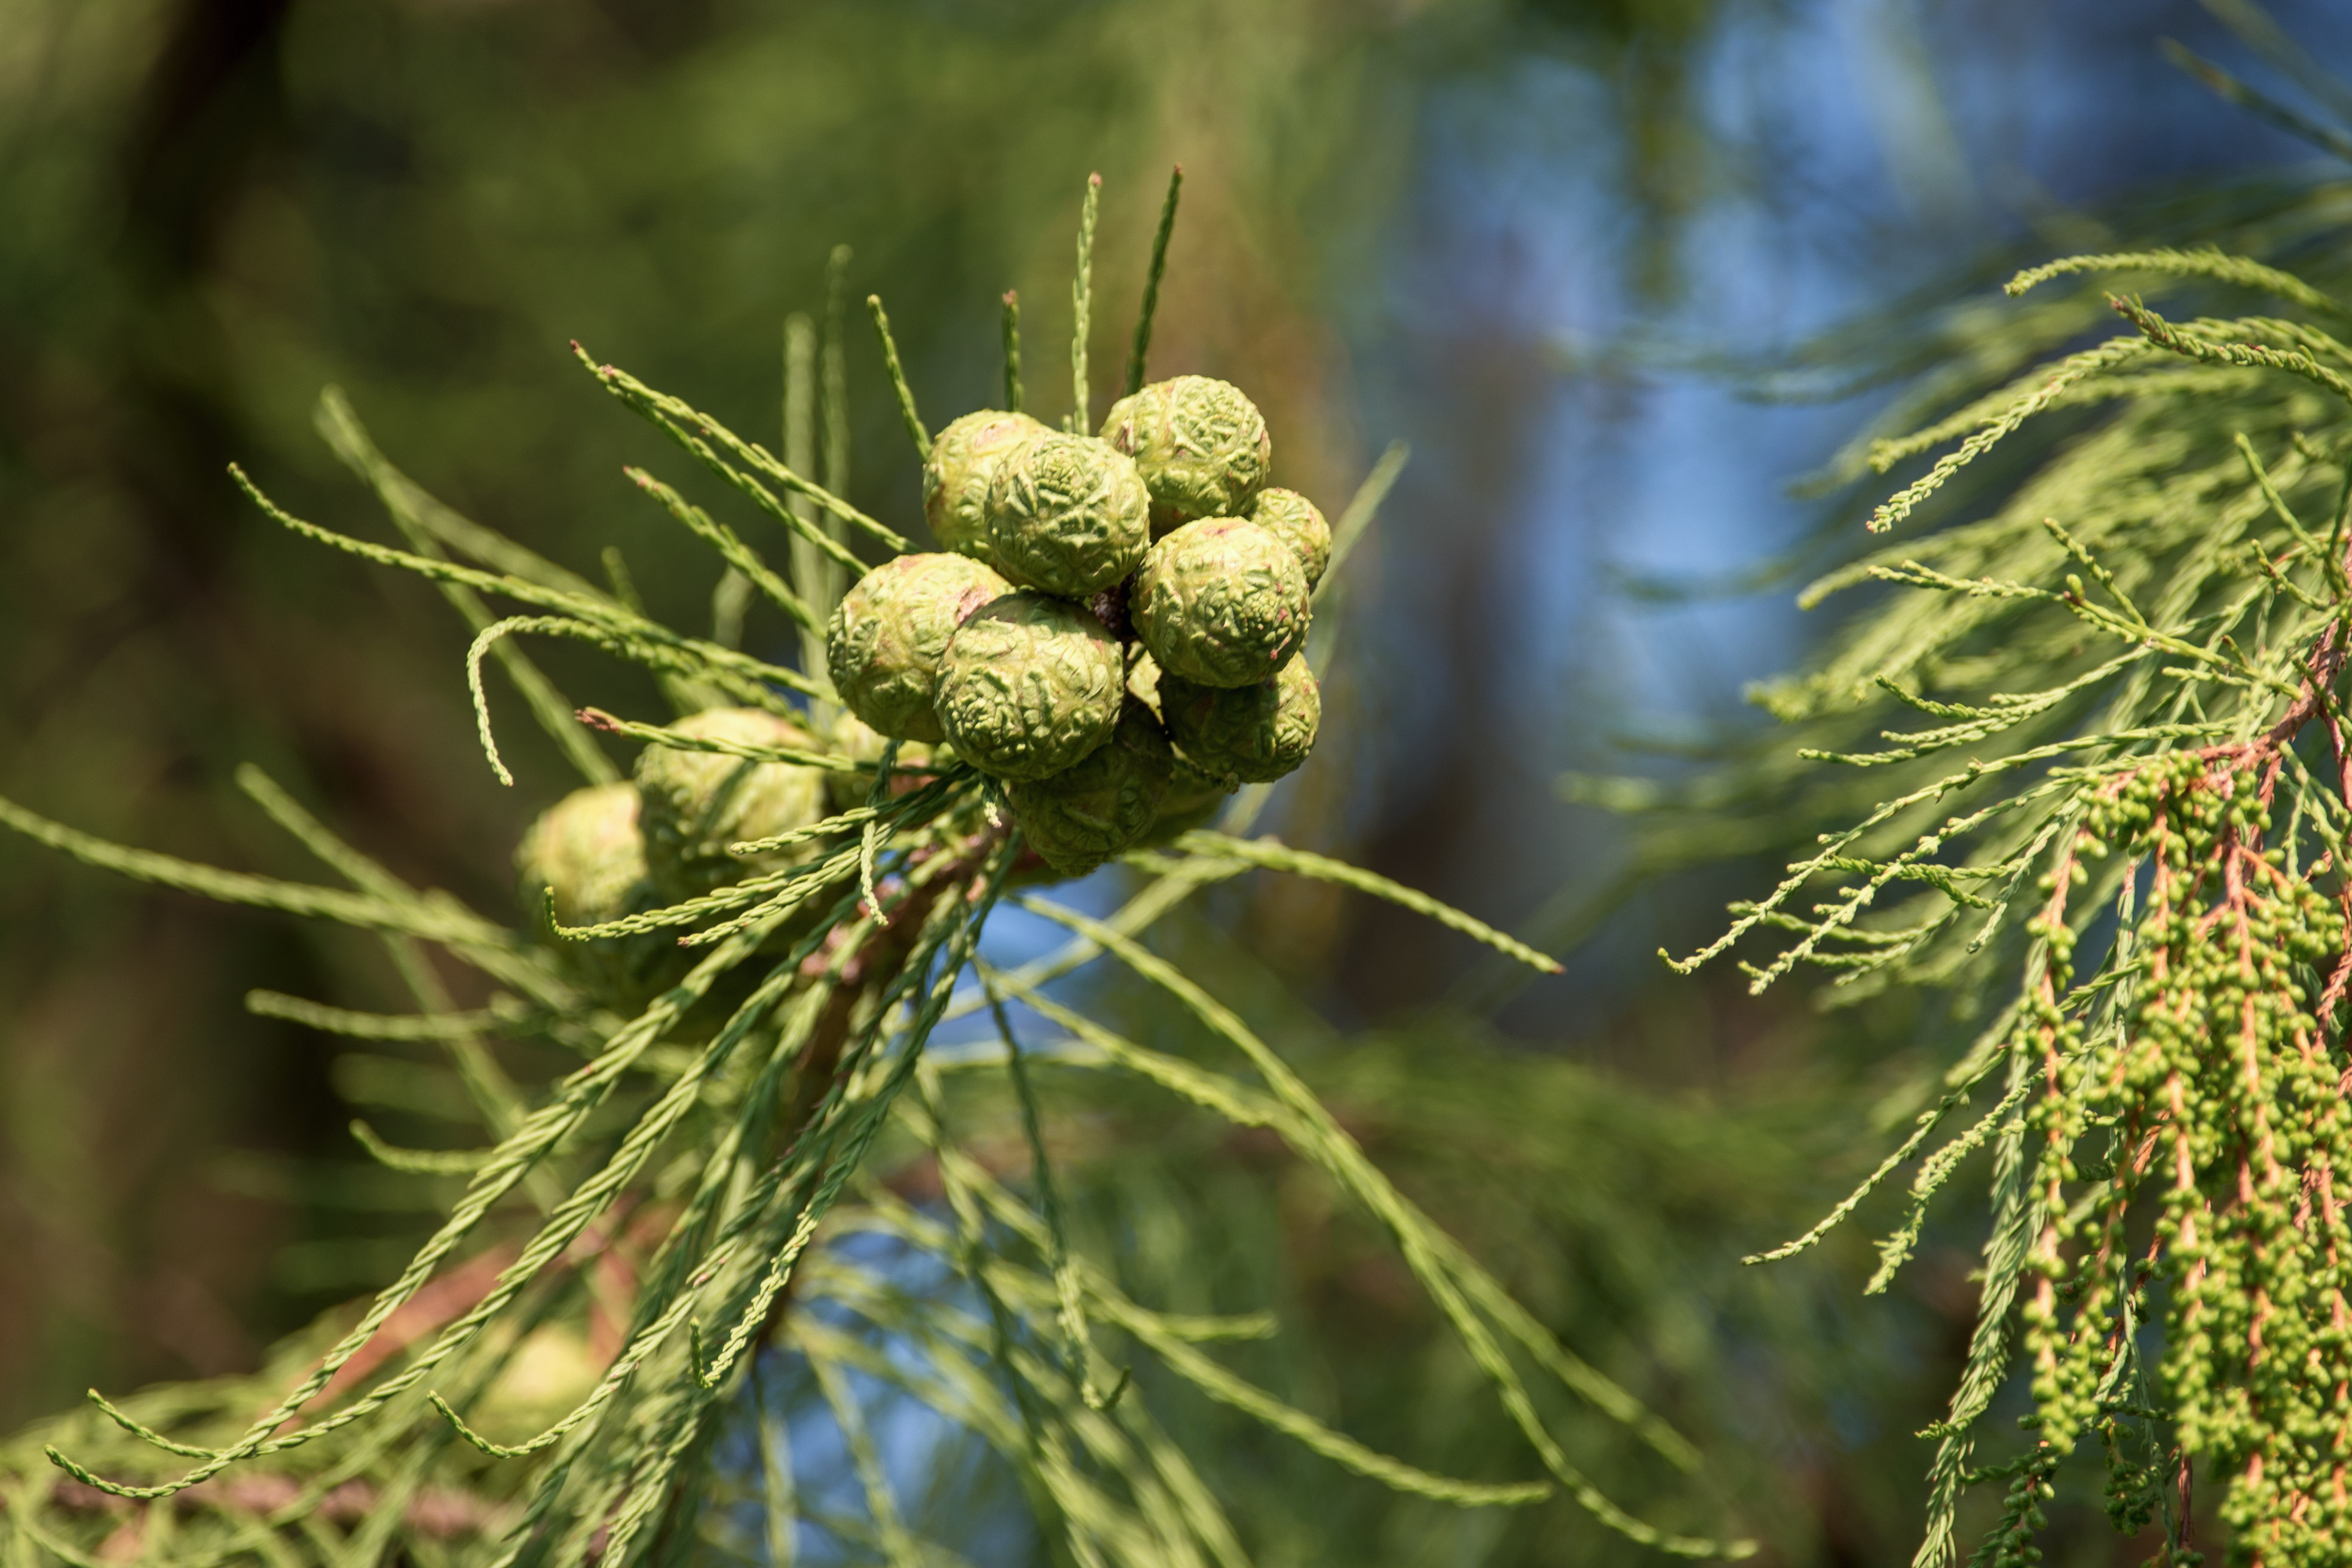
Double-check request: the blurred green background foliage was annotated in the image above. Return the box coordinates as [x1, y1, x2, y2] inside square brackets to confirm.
[5, 0, 2351, 1561]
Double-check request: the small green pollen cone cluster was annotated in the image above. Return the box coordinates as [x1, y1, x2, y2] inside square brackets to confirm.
[829, 374, 1323, 877]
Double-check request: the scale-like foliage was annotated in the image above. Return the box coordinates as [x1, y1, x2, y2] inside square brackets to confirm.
[1662, 36, 2352, 1564]
[0, 177, 1749, 1568]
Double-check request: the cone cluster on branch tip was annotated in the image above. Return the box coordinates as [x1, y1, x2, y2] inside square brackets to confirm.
[829, 375, 1325, 873]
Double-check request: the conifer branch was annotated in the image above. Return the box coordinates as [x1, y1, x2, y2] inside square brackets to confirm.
[3, 200, 1711, 1568]
[2005, 247, 2345, 315]
[1668, 238, 2352, 1563]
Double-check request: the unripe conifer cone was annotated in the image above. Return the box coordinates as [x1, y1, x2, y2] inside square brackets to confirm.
[823, 713, 937, 811]
[1250, 486, 1330, 589]
[1100, 375, 1270, 535]
[635, 708, 826, 896]
[984, 431, 1149, 598]
[1132, 516, 1309, 688]
[1126, 646, 1166, 715]
[1135, 754, 1233, 849]
[1007, 697, 1173, 875]
[827, 552, 1011, 743]
[1116, 660, 1231, 849]
[517, 781, 651, 933]
[1116, 649, 1225, 796]
[516, 781, 681, 1006]
[1158, 651, 1320, 786]
[936, 591, 1124, 780]
[924, 409, 1046, 557]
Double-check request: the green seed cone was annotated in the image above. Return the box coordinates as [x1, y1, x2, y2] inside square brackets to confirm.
[1123, 651, 1235, 838]
[1007, 697, 1173, 876]
[1100, 375, 1271, 536]
[634, 708, 828, 897]
[517, 781, 651, 932]
[1157, 651, 1320, 786]
[984, 431, 1149, 597]
[827, 552, 1012, 743]
[924, 409, 1046, 557]
[1125, 645, 1167, 715]
[935, 591, 1124, 780]
[516, 782, 681, 1005]
[823, 713, 938, 812]
[1249, 486, 1331, 589]
[1132, 517, 1309, 688]
[1134, 752, 1233, 849]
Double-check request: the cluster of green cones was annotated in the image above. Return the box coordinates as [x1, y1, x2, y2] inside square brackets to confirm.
[518, 365, 1342, 1009]
[0, 168, 1784, 1568]
[829, 375, 1331, 877]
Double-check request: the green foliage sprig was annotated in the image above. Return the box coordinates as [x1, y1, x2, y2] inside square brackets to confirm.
[1673, 206, 2352, 1564]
